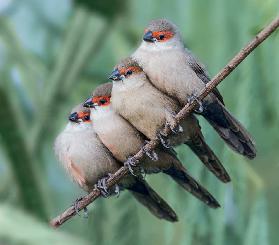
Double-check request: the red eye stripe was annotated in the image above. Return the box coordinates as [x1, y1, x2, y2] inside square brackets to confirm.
[77, 112, 91, 122]
[118, 68, 126, 75]
[93, 96, 111, 106]
[92, 96, 99, 104]
[128, 66, 142, 73]
[152, 31, 174, 41]
[118, 66, 142, 75]
[120, 66, 142, 75]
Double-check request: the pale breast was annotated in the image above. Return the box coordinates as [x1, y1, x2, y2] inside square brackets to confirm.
[93, 109, 142, 162]
[55, 129, 119, 191]
[115, 84, 170, 140]
[135, 49, 206, 105]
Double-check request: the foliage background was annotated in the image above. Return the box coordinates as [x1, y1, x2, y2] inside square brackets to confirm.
[0, 0, 278, 244]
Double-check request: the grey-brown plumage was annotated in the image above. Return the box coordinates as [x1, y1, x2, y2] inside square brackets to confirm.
[54, 104, 178, 222]
[127, 177, 178, 222]
[93, 82, 113, 97]
[133, 18, 256, 159]
[108, 59, 230, 183]
[86, 83, 221, 208]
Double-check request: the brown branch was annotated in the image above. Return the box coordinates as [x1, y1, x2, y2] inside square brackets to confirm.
[50, 16, 279, 228]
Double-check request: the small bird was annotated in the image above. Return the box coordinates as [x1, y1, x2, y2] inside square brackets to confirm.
[83, 82, 221, 208]
[54, 104, 179, 222]
[132, 18, 256, 159]
[108, 58, 230, 183]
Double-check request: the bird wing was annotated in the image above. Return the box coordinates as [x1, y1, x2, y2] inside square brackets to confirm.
[185, 48, 225, 105]
[67, 157, 87, 188]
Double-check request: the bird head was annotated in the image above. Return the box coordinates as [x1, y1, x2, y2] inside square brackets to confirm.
[83, 83, 112, 110]
[108, 57, 144, 83]
[69, 105, 91, 124]
[140, 19, 182, 50]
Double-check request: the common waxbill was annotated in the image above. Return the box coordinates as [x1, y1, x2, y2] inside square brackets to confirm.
[83, 83, 221, 208]
[133, 18, 256, 159]
[54, 104, 179, 222]
[108, 59, 230, 183]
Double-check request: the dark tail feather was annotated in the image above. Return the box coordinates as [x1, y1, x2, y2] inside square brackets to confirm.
[186, 134, 231, 183]
[128, 178, 178, 222]
[163, 163, 220, 208]
[203, 101, 256, 159]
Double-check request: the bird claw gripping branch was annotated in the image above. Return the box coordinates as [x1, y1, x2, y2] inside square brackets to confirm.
[170, 124, 184, 134]
[107, 173, 121, 197]
[158, 132, 171, 148]
[142, 142, 159, 161]
[125, 156, 140, 176]
[73, 198, 89, 218]
[95, 174, 120, 198]
[187, 93, 204, 113]
[164, 112, 183, 135]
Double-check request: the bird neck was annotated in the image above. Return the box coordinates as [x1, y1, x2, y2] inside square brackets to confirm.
[65, 122, 92, 132]
[91, 105, 114, 121]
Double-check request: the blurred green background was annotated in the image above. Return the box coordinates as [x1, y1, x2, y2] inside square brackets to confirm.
[0, 0, 278, 244]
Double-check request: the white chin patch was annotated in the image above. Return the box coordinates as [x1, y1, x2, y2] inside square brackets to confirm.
[140, 41, 159, 51]
[140, 40, 172, 52]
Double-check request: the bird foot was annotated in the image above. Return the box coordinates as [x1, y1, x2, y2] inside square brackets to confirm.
[95, 174, 120, 198]
[73, 197, 88, 218]
[106, 173, 121, 197]
[167, 122, 183, 134]
[113, 181, 120, 198]
[165, 112, 183, 134]
[187, 93, 204, 113]
[96, 177, 109, 197]
[139, 166, 146, 179]
[124, 156, 139, 176]
[158, 132, 171, 148]
[142, 142, 158, 161]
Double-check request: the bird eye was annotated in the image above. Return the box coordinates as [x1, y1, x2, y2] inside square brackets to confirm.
[99, 99, 107, 104]
[159, 34, 165, 40]
[84, 115, 90, 121]
[126, 70, 133, 76]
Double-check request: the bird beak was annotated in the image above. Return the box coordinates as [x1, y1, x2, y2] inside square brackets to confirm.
[68, 112, 79, 123]
[83, 97, 95, 108]
[143, 31, 155, 42]
[108, 68, 122, 81]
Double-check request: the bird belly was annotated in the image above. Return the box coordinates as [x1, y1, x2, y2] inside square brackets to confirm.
[137, 50, 206, 105]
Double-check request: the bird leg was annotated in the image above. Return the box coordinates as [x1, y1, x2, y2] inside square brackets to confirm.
[107, 173, 121, 197]
[114, 184, 120, 198]
[142, 141, 158, 161]
[124, 156, 139, 176]
[73, 197, 88, 218]
[187, 93, 204, 113]
[125, 156, 146, 178]
[95, 178, 109, 198]
[95, 174, 120, 198]
[165, 111, 183, 134]
[158, 131, 171, 148]
[139, 165, 146, 179]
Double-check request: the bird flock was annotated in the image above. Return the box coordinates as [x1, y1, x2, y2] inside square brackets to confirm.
[54, 19, 256, 222]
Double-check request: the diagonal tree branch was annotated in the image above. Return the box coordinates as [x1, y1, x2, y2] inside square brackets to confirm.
[50, 16, 279, 228]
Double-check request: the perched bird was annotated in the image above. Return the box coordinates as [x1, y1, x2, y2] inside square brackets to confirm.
[83, 82, 221, 208]
[54, 104, 179, 222]
[132, 18, 256, 159]
[108, 59, 230, 183]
